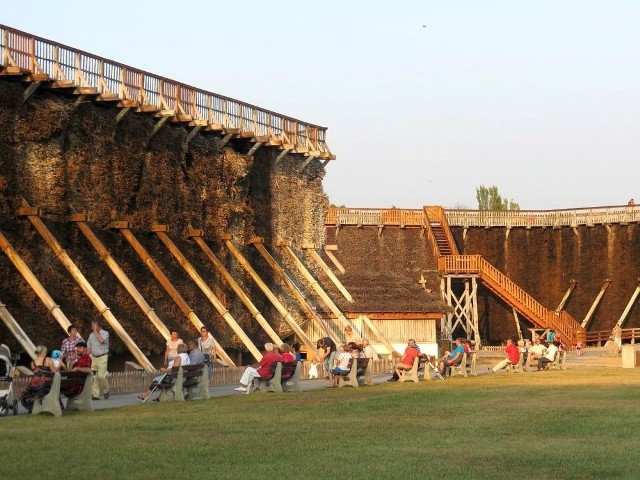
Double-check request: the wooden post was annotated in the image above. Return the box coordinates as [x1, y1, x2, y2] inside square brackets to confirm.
[111, 223, 235, 366]
[512, 308, 523, 341]
[222, 235, 316, 351]
[251, 239, 338, 344]
[361, 315, 401, 358]
[0, 230, 72, 333]
[581, 279, 611, 328]
[303, 244, 353, 302]
[0, 300, 37, 359]
[152, 226, 262, 362]
[72, 216, 171, 341]
[18, 203, 155, 372]
[189, 231, 284, 347]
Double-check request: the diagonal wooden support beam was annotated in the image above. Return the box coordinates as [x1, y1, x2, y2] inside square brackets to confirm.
[18, 201, 155, 372]
[303, 243, 353, 302]
[188, 230, 284, 347]
[321, 159, 330, 169]
[298, 155, 316, 173]
[71, 215, 171, 341]
[150, 116, 169, 139]
[615, 279, 640, 328]
[246, 141, 263, 157]
[274, 148, 290, 166]
[152, 225, 262, 362]
[185, 125, 202, 144]
[323, 245, 345, 274]
[20, 81, 41, 106]
[581, 279, 611, 328]
[0, 300, 37, 360]
[222, 234, 316, 351]
[219, 133, 233, 148]
[556, 279, 577, 312]
[0, 229, 71, 334]
[115, 107, 131, 124]
[250, 238, 338, 345]
[109, 222, 235, 366]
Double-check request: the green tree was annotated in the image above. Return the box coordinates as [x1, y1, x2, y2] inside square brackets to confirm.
[476, 185, 520, 210]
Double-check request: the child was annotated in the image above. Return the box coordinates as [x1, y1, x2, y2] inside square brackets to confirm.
[576, 340, 582, 356]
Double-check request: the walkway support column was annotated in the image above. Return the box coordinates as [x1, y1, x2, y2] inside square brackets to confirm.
[581, 280, 611, 329]
[18, 203, 155, 372]
[222, 234, 316, 352]
[188, 230, 284, 347]
[110, 222, 235, 366]
[0, 230, 71, 333]
[72, 215, 171, 341]
[152, 225, 262, 362]
[615, 280, 640, 328]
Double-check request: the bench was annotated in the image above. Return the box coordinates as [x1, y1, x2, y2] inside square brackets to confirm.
[155, 364, 208, 402]
[397, 356, 420, 383]
[449, 352, 468, 378]
[507, 352, 524, 373]
[254, 361, 302, 393]
[333, 357, 372, 388]
[30, 371, 94, 417]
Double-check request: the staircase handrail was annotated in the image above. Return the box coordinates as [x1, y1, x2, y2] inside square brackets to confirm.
[424, 206, 459, 255]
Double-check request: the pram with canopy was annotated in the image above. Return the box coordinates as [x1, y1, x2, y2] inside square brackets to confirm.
[0, 344, 18, 416]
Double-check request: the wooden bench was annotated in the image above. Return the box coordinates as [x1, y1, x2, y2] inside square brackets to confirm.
[397, 356, 420, 383]
[31, 371, 94, 417]
[507, 352, 524, 373]
[254, 361, 302, 393]
[333, 357, 372, 388]
[155, 364, 208, 402]
[449, 352, 468, 377]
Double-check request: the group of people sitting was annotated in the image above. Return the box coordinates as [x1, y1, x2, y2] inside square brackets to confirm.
[488, 336, 561, 372]
[234, 342, 302, 393]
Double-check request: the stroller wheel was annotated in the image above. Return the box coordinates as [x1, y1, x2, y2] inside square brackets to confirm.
[0, 404, 7, 417]
[12, 400, 18, 416]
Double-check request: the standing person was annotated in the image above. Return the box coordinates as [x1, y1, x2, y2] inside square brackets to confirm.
[362, 338, 380, 360]
[344, 325, 361, 345]
[61, 325, 85, 369]
[87, 319, 110, 400]
[489, 338, 521, 372]
[164, 331, 184, 368]
[576, 340, 582, 356]
[316, 337, 337, 379]
[198, 327, 217, 379]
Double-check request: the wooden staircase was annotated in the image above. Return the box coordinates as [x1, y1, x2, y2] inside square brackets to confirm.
[425, 206, 582, 346]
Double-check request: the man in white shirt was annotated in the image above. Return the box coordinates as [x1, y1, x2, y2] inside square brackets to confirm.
[537, 342, 558, 370]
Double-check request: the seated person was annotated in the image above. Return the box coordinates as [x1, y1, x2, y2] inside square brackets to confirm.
[438, 338, 465, 376]
[395, 339, 421, 378]
[67, 342, 92, 396]
[489, 338, 520, 372]
[279, 343, 295, 363]
[538, 341, 559, 370]
[387, 339, 421, 382]
[138, 344, 191, 401]
[234, 343, 282, 392]
[329, 344, 353, 387]
[527, 339, 547, 367]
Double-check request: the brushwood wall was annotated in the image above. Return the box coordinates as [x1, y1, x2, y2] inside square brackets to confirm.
[452, 224, 640, 342]
[0, 80, 328, 356]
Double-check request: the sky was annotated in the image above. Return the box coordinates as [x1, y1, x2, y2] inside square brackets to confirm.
[2, 1, 639, 210]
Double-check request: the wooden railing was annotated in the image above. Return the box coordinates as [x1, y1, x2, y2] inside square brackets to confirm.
[325, 207, 424, 227]
[326, 205, 640, 229]
[0, 24, 331, 156]
[438, 255, 581, 345]
[445, 205, 640, 228]
[585, 328, 640, 346]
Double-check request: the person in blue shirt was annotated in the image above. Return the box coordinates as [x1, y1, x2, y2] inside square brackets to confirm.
[438, 338, 465, 376]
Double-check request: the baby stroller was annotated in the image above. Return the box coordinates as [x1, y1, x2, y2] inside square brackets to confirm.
[0, 344, 18, 416]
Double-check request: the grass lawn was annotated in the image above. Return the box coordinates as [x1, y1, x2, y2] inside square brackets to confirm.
[1, 368, 639, 479]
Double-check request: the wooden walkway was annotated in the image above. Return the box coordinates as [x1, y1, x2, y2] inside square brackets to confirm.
[0, 24, 333, 162]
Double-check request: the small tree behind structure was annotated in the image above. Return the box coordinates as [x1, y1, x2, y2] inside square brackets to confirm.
[476, 185, 520, 210]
